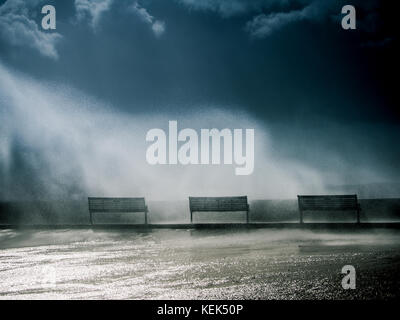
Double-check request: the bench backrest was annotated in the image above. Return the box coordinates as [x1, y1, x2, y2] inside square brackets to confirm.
[88, 197, 147, 213]
[189, 196, 249, 212]
[298, 195, 359, 211]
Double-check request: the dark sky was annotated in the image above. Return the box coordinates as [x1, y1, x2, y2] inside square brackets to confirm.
[0, 0, 399, 199]
[0, 0, 397, 120]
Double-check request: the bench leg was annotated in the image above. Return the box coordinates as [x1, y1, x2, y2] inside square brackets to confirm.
[145, 211, 148, 225]
[190, 210, 193, 224]
[299, 209, 303, 224]
[246, 210, 249, 224]
[357, 207, 361, 224]
[89, 211, 93, 225]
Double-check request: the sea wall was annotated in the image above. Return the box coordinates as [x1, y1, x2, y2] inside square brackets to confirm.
[1, 198, 400, 225]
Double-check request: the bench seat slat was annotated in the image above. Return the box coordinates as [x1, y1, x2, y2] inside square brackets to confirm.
[189, 196, 249, 223]
[298, 194, 359, 211]
[189, 196, 248, 212]
[88, 197, 149, 225]
[297, 194, 360, 223]
[88, 197, 147, 213]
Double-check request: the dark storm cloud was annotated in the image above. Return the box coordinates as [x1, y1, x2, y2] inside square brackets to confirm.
[128, 1, 165, 36]
[73, 0, 165, 36]
[0, 0, 396, 122]
[0, 0, 392, 60]
[0, 0, 62, 59]
[245, 0, 333, 38]
[178, 0, 390, 39]
[0, 0, 166, 59]
[74, 0, 113, 30]
[177, 0, 286, 17]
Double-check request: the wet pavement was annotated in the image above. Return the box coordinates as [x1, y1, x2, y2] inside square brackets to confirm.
[0, 228, 399, 299]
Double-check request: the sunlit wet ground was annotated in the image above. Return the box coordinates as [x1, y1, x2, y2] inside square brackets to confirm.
[0, 228, 399, 299]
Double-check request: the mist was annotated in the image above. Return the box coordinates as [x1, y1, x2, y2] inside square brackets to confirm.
[0, 61, 397, 202]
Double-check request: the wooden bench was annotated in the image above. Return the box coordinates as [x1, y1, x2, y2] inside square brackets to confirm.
[88, 197, 148, 225]
[189, 196, 250, 223]
[297, 195, 361, 224]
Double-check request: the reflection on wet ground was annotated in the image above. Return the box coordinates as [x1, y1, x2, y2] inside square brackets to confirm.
[0, 228, 399, 299]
